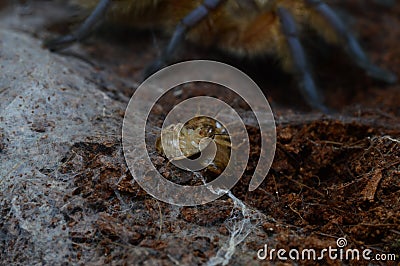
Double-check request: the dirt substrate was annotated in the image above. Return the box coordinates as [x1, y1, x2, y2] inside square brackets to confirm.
[1, 1, 400, 265]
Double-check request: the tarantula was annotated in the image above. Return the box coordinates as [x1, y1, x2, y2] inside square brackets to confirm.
[45, 0, 397, 112]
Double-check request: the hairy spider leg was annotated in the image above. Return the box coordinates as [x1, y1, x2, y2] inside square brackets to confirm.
[277, 7, 332, 113]
[44, 0, 111, 51]
[305, 0, 397, 83]
[144, 0, 225, 77]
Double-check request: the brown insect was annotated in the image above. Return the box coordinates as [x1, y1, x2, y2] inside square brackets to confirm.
[45, 0, 397, 112]
[155, 116, 231, 175]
